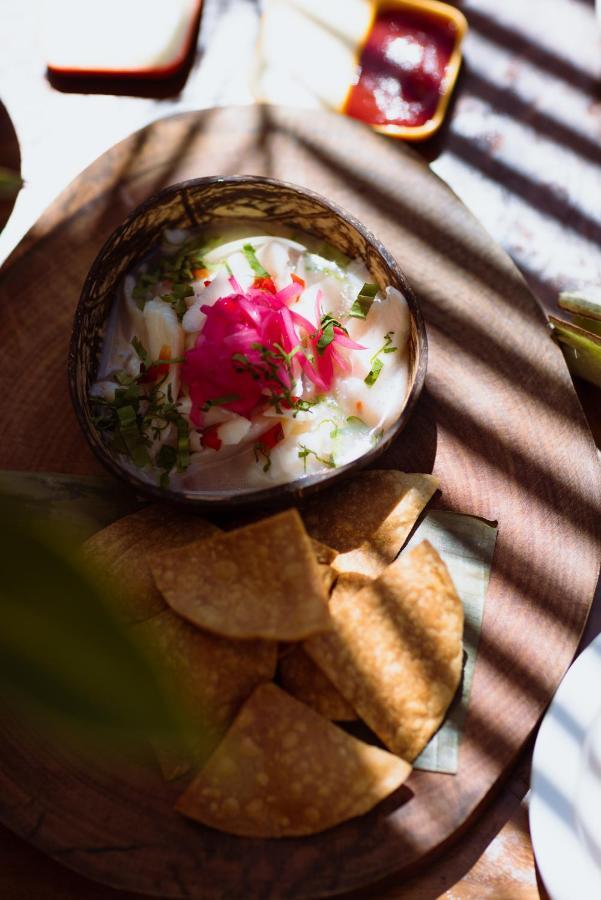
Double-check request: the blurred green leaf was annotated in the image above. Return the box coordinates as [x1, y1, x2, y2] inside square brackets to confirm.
[0, 500, 182, 745]
[549, 315, 601, 390]
[0, 166, 22, 199]
[0, 470, 142, 541]
[559, 288, 601, 326]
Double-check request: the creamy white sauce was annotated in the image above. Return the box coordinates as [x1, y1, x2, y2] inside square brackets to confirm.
[92, 228, 411, 491]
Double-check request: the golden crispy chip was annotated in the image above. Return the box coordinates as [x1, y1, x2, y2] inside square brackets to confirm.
[277, 574, 374, 722]
[310, 538, 338, 594]
[151, 509, 331, 641]
[302, 471, 439, 578]
[175, 683, 411, 836]
[279, 646, 356, 721]
[134, 610, 277, 779]
[305, 541, 464, 761]
[82, 506, 219, 624]
[310, 538, 337, 566]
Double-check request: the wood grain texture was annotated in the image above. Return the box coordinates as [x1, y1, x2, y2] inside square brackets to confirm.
[0, 105, 599, 899]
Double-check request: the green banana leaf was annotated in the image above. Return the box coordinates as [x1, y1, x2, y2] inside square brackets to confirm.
[549, 316, 601, 391]
[559, 288, 601, 328]
[0, 497, 184, 747]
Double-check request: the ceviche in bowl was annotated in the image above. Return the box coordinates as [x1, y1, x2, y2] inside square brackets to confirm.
[70, 176, 426, 508]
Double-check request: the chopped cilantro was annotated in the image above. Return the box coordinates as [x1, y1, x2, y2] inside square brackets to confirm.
[201, 393, 240, 410]
[364, 358, 384, 386]
[131, 336, 151, 369]
[349, 283, 378, 319]
[318, 418, 341, 439]
[297, 444, 336, 472]
[232, 344, 314, 417]
[91, 364, 191, 481]
[243, 243, 270, 278]
[364, 331, 397, 387]
[346, 415, 367, 426]
[316, 313, 347, 355]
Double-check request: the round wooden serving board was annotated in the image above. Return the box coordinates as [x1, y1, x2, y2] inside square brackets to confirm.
[0, 106, 599, 899]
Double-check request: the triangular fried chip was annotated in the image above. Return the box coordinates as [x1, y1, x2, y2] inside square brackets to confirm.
[305, 542, 463, 761]
[310, 538, 338, 593]
[134, 610, 276, 779]
[175, 683, 411, 836]
[279, 645, 356, 721]
[82, 506, 219, 624]
[151, 509, 331, 640]
[278, 571, 372, 722]
[302, 471, 439, 578]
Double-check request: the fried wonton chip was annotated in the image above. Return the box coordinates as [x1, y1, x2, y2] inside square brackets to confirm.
[134, 609, 277, 779]
[302, 471, 439, 578]
[175, 683, 411, 837]
[82, 506, 219, 624]
[278, 570, 367, 721]
[151, 509, 331, 640]
[279, 646, 356, 721]
[310, 538, 338, 593]
[305, 541, 464, 761]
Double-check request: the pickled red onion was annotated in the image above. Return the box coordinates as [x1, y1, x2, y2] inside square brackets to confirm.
[182, 278, 364, 426]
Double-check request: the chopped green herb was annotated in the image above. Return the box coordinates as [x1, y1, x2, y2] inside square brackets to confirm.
[294, 396, 322, 412]
[114, 370, 135, 387]
[364, 331, 397, 387]
[380, 331, 398, 354]
[201, 393, 240, 410]
[116, 405, 150, 468]
[364, 358, 384, 386]
[152, 356, 185, 366]
[318, 418, 341, 439]
[175, 415, 190, 472]
[317, 313, 347, 355]
[232, 344, 310, 416]
[160, 282, 193, 321]
[242, 243, 270, 278]
[253, 444, 272, 473]
[349, 283, 378, 319]
[297, 444, 336, 472]
[346, 415, 367, 426]
[371, 428, 385, 446]
[131, 336, 151, 370]
[156, 444, 177, 469]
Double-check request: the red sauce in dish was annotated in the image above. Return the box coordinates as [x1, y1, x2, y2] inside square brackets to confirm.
[345, 8, 457, 128]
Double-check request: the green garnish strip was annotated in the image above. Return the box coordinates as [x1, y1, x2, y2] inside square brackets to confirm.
[232, 343, 314, 417]
[243, 243, 271, 278]
[317, 418, 341, 439]
[91, 353, 191, 482]
[131, 234, 208, 314]
[253, 443, 272, 473]
[349, 282, 378, 320]
[316, 313, 348, 355]
[131, 336, 184, 370]
[364, 331, 397, 387]
[297, 444, 336, 472]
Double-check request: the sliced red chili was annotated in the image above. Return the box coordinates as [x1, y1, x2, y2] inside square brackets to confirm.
[139, 344, 171, 383]
[201, 424, 222, 451]
[257, 422, 285, 450]
[291, 273, 306, 289]
[253, 275, 277, 294]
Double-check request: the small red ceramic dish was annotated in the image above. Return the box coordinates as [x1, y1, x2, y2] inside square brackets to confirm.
[343, 0, 467, 141]
[43, 0, 203, 80]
